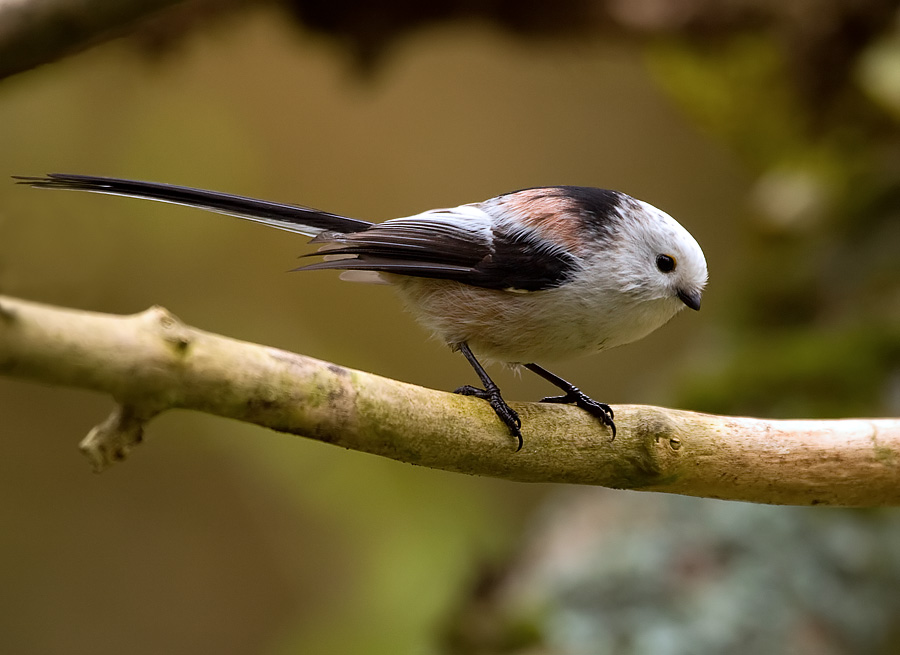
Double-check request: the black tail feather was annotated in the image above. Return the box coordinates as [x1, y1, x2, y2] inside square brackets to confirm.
[14, 173, 372, 236]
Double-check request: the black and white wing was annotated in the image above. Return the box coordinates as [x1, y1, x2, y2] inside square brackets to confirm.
[300, 203, 582, 292]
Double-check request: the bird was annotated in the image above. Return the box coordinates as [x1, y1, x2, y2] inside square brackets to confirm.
[15, 173, 708, 450]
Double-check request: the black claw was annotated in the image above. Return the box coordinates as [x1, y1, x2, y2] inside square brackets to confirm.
[523, 363, 617, 441]
[539, 390, 616, 440]
[454, 385, 523, 451]
[455, 342, 524, 451]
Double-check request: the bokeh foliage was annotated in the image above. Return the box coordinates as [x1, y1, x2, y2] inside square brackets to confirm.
[650, 25, 900, 419]
[2, 2, 900, 654]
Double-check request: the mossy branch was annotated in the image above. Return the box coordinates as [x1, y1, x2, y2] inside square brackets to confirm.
[1, 294, 898, 506]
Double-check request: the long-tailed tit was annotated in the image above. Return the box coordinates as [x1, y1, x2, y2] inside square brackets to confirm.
[16, 174, 708, 450]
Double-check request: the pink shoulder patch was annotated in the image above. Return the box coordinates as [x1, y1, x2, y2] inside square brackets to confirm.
[495, 189, 586, 253]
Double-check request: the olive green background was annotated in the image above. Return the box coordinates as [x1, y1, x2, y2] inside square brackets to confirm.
[3, 6, 895, 654]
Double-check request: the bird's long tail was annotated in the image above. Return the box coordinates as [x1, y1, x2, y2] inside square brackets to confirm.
[14, 173, 373, 237]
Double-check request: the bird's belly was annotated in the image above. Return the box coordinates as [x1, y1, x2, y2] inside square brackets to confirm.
[389, 276, 680, 364]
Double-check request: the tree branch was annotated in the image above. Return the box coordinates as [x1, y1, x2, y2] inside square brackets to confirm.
[1, 294, 898, 506]
[0, 0, 192, 81]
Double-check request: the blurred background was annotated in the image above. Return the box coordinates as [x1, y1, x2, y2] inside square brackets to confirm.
[1, 1, 899, 653]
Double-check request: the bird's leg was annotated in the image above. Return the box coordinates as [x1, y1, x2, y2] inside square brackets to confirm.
[523, 363, 616, 439]
[454, 342, 523, 450]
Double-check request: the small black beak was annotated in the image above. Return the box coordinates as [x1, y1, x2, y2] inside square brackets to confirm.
[677, 288, 702, 311]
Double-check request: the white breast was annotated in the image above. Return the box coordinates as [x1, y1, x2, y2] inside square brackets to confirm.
[386, 272, 685, 363]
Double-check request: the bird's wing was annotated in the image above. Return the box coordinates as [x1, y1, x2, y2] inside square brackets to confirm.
[300, 204, 582, 291]
[15, 173, 372, 236]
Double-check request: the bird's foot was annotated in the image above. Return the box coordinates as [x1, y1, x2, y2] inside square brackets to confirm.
[454, 385, 523, 451]
[540, 389, 616, 440]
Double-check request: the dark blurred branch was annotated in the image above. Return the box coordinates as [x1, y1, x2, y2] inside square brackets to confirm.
[0, 0, 189, 79]
[3, 0, 897, 121]
[1, 294, 898, 506]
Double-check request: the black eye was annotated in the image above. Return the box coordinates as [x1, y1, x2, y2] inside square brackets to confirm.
[656, 254, 677, 273]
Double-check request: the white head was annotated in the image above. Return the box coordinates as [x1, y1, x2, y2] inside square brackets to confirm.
[576, 196, 706, 347]
[619, 199, 708, 309]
